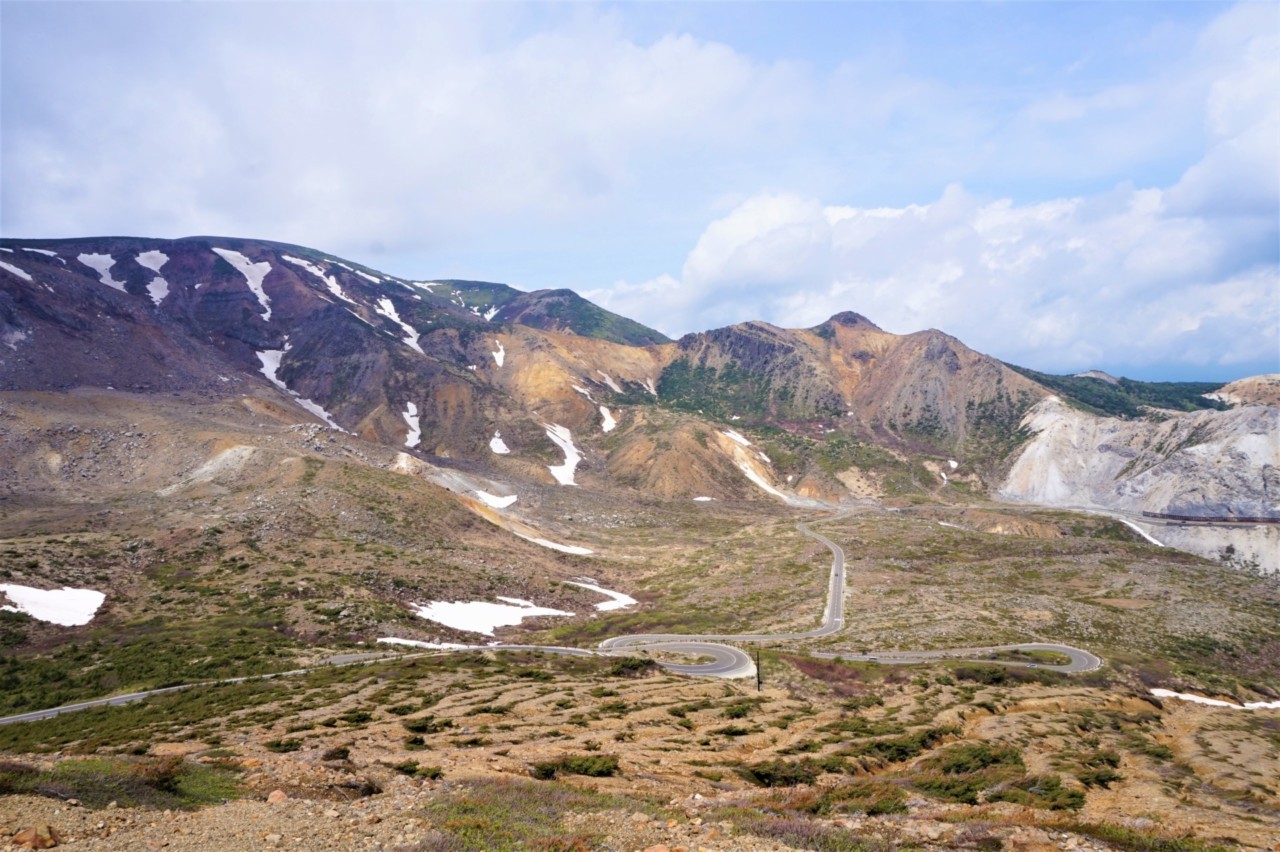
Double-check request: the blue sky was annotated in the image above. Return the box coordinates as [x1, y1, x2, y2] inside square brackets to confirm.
[2, 1, 1276, 381]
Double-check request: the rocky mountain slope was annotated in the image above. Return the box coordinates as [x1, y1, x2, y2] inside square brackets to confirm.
[1000, 395, 1279, 571]
[2, 234, 1272, 522]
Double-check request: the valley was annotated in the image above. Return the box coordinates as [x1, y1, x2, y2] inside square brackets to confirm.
[1, 238, 1277, 850]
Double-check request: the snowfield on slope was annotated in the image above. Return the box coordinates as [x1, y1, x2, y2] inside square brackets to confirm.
[257, 344, 343, 430]
[544, 424, 581, 486]
[136, 250, 170, 305]
[1, 584, 106, 626]
[402, 402, 421, 448]
[410, 597, 573, 636]
[78, 253, 125, 292]
[566, 578, 636, 611]
[212, 248, 272, 321]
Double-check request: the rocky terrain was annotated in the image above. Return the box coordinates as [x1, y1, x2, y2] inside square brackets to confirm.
[999, 396, 1279, 573]
[2, 235, 1278, 850]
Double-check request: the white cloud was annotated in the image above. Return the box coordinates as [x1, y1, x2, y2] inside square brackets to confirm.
[593, 179, 1277, 375]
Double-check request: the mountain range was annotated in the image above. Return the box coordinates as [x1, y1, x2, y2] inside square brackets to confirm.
[2, 235, 1273, 526]
[4, 235, 1280, 849]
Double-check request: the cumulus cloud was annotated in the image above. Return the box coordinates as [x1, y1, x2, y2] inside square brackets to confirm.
[591, 180, 1277, 376]
[0, 4, 806, 255]
[585, 4, 1280, 379]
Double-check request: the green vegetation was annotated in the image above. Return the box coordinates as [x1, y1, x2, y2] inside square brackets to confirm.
[1006, 365, 1226, 418]
[529, 753, 621, 779]
[0, 756, 240, 810]
[415, 777, 651, 851]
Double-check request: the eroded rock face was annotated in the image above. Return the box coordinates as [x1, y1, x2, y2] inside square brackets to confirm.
[1000, 395, 1279, 571]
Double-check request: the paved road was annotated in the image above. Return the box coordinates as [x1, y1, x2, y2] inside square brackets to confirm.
[812, 642, 1102, 673]
[0, 511, 1103, 725]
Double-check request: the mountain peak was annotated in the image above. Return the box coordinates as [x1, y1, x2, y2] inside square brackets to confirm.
[822, 311, 882, 331]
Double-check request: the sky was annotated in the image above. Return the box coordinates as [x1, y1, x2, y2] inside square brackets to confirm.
[2, 1, 1277, 381]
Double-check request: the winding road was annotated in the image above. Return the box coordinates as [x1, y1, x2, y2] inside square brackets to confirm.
[597, 514, 1099, 679]
[0, 512, 1102, 727]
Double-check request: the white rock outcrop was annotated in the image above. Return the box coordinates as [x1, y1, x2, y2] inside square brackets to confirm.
[1000, 396, 1279, 572]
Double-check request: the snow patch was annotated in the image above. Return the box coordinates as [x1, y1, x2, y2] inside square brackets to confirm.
[738, 461, 788, 501]
[403, 402, 421, 449]
[375, 297, 423, 353]
[723, 429, 751, 447]
[483, 306, 499, 321]
[1, 583, 105, 626]
[572, 385, 595, 402]
[355, 270, 380, 284]
[693, 496, 715, 502]
[642, 377, 658, 396]
[22, 247, 63, 262]
[566, 578, 636, 611]
[948, 459, 959, 470]
[597, 371, 622, 393]
[491, 340, 505, 367]
[136, 250, 170, 305]
[212, 248, 272, 321]
[1119, 518, 1165, 547]
[514, 533, 593, 555]
[1150, 689, 1280, 711]
[257, 344, 343, 430]
[282, 255, 355, 304]
[376, 637, 475, 650]
[544, 423, 581, 486]
[0, 260, 33, 282]
[78, 253, 125, 292]
[410, 597, 572, 636]
[599, 406, 617, 433]
[475, 490, 518, 509]
[490, 431, 511, 455]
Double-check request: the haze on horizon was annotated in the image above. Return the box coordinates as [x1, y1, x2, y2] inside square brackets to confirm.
[2, 1, 1276, 383]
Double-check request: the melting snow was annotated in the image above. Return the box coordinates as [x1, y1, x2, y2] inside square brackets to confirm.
[723, 429, 751, 447]
[0, 260, 33, 282]
[375, 297, 423, 353]
[78, 253, 126, 292]
[738, 461, 788, 501]
[475, 490, 518, 509]
[948, 459, 959, 470]
[483, 306, 499, 321]
[257, 343, 344, 431]
[1119, 518, 1165, 547]
[599, 406, 617, 433]
[1, 583, 105, 626]
[212, 248, 273, 321]
[544, 424, 581, 486]
[515, 533, 593, 555]
[136, 250, 170, 305]
[1150, 689, 1280, 711]
[492, 340, 505, 367]
[355, 270, 381, 284]
[597, 371, 622, 393]
[403, 402, 421, 448]
[566, 578, 636, 611]
[573, 385, 595, 402]
[3, 329, 30, 350]
[642, 378, 658, 396]
[410, 597, 572, 636]
[283, 255, 355, 304]
[490, 431, 511, 455]
[376, 637, 475, 650]
[22, 247, 60, 259]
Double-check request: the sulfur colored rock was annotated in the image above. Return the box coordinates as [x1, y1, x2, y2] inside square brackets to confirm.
[12, 824, 61, 849]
